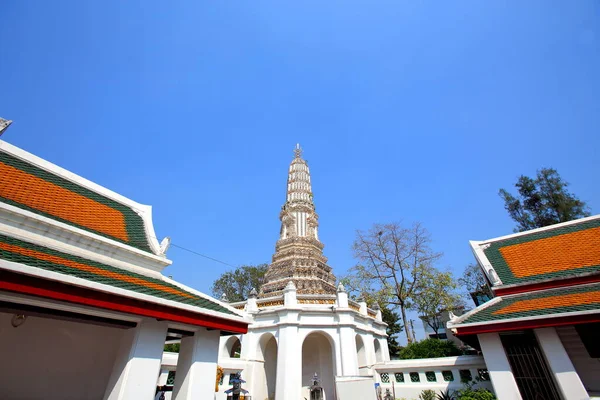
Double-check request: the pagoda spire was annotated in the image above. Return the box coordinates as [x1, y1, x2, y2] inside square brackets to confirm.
[260, 145, 337, 297]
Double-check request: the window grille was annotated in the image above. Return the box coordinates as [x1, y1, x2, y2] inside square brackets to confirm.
[395, 372, 404, 383]
[459, 369, 472, 382]
[426, 371, 436, 382]
[442, 370, 454, 382]
[410, 372, 420, 382]
[478, 369, 490, 381]
[380, 373, 390, 383]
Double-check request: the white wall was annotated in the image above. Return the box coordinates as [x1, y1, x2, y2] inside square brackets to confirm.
[557, 325, 600, 395]
[0, 312, 123, 400]
[375, 356, 494, 400]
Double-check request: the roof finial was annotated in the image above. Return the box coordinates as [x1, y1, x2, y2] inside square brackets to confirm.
[294, 143, 302, 158]
[0, 118, 13, 137]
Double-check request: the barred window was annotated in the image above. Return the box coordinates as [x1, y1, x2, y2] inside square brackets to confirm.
[410, 372, 420, 382]
[442, 370, 454, 382]
[426, 371, 436, 382]
[478, 369, 490, 381]
[395, 372, 404, 383]
[380, 373, 390, 383]
[166, 371, 176, 385]
[459, 369, 472, 382]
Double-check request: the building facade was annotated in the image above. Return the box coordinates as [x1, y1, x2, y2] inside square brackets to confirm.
[448, 216, 600, 400]
[0, 136, 249, 400]
[158, 145, 387, 400]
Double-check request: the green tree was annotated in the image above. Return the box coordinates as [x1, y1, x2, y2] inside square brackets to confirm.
[351, 222, 442, 343]
[339, 276, 403, 358]
[499, 168, 590, 232]
[459, 264, 492, 307]
[211, 264, 268, 302]
[381, 306, 403, 358]
[414, 268, 464, 337]
[398, 338, 463, 359]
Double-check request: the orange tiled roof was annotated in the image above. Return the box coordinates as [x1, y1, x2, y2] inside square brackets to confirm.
[483, 218, 600, 286]
[0, 150, 152, 252]
[456, 283, 600, 325]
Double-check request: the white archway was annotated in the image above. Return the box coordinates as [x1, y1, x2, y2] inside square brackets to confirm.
[302, 331, 336, 400]
[255, 333, 277, 400]
[355, 335, 368, 373]
[374, 338, 383, 363]
[222, 335, 242, 358]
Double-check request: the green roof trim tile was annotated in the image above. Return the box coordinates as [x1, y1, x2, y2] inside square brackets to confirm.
[483, 219, 600, 286]
[0, 151, 152, 252]
[459, 284, 600, 325]
[0, 233, 234, 315]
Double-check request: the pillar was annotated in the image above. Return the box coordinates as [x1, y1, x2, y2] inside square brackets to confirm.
[103, 319, 168, 400]
[339, 326, 359, 376]
[276, 321, 301, 400]
[478, 332, 522, 400]
[534, 327, 588, 400]
[172, 327, 221, 400]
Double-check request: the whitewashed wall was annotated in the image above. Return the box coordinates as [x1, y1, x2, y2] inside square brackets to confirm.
[0, 312, 123, 400]
[374, 356, 494, 400]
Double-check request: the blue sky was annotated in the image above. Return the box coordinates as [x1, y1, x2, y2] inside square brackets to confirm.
[1, 1, 599, 341]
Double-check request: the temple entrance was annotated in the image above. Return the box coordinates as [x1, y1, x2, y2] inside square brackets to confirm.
[255, 333, 277, 400]
[500, 331, 560, 400]
[302, 332, 335, 400]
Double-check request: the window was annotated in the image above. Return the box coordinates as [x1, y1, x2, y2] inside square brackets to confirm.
[395, 373, 404, 383]
[459, 370, 472, 382]
[380, 373, 390, 383]
[575, 322, 600, 358]
[410, 372, 420, 382]
[426, 371, 436, 382]
[478, 369, 490, 381]
[166, 371, 176, 385]
[442, 370, 454, 382]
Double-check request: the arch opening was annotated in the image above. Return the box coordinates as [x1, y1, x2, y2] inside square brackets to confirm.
[302, 331, 335, 400]
[356, 335, 368, 374]
[256, 333, 277, 400]
[374, 338, 383, 363]
[222, 336, 242, 358]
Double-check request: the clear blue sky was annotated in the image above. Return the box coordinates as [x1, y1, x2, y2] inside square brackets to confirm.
[1, 1, 599, 341]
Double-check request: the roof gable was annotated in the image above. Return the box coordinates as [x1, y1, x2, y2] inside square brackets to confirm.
[475, 216, 600, 288]
[0, 145, 153, 253]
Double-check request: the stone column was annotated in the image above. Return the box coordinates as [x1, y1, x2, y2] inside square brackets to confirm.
[534, 327, 588, 400]
[103, 319, 168, 400]
[276, 315, 301, 400]
[339, 325, 359, 376]
[478, 332, 522, 400]
[172, 327, 221, 400]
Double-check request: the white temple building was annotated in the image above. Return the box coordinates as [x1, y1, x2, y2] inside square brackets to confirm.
[162, 145, 389, 400]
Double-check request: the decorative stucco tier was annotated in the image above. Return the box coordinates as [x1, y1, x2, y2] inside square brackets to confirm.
[260, 144, 336, 297]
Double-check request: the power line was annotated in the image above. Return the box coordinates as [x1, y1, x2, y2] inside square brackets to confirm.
[167, 242, 237, 269]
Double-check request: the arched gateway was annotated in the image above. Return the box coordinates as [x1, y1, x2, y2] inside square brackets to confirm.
[211, 145, 389, 400]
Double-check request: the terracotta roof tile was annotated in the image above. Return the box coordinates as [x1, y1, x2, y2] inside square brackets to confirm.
[0, 151, 152, 252]
[0, 233, 234, 315]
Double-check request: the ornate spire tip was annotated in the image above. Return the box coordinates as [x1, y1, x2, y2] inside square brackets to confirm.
[294, 143, 303, 158]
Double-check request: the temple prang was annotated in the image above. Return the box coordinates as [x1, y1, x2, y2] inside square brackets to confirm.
[260, 144, 337, 297]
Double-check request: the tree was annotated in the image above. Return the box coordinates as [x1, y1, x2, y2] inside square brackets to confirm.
[381, 306, 403, 358]
[398, 338, 463, 359]
[499, 168, 590, 232]
[414, 269, 464, 337]
[459, 264, 493, 307]
[340, 276, 403, 357]
[211, 264, 268, 302]
[351, 222, 442, 343]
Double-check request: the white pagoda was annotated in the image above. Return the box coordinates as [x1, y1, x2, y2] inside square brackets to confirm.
[214, 145, 389, 400]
